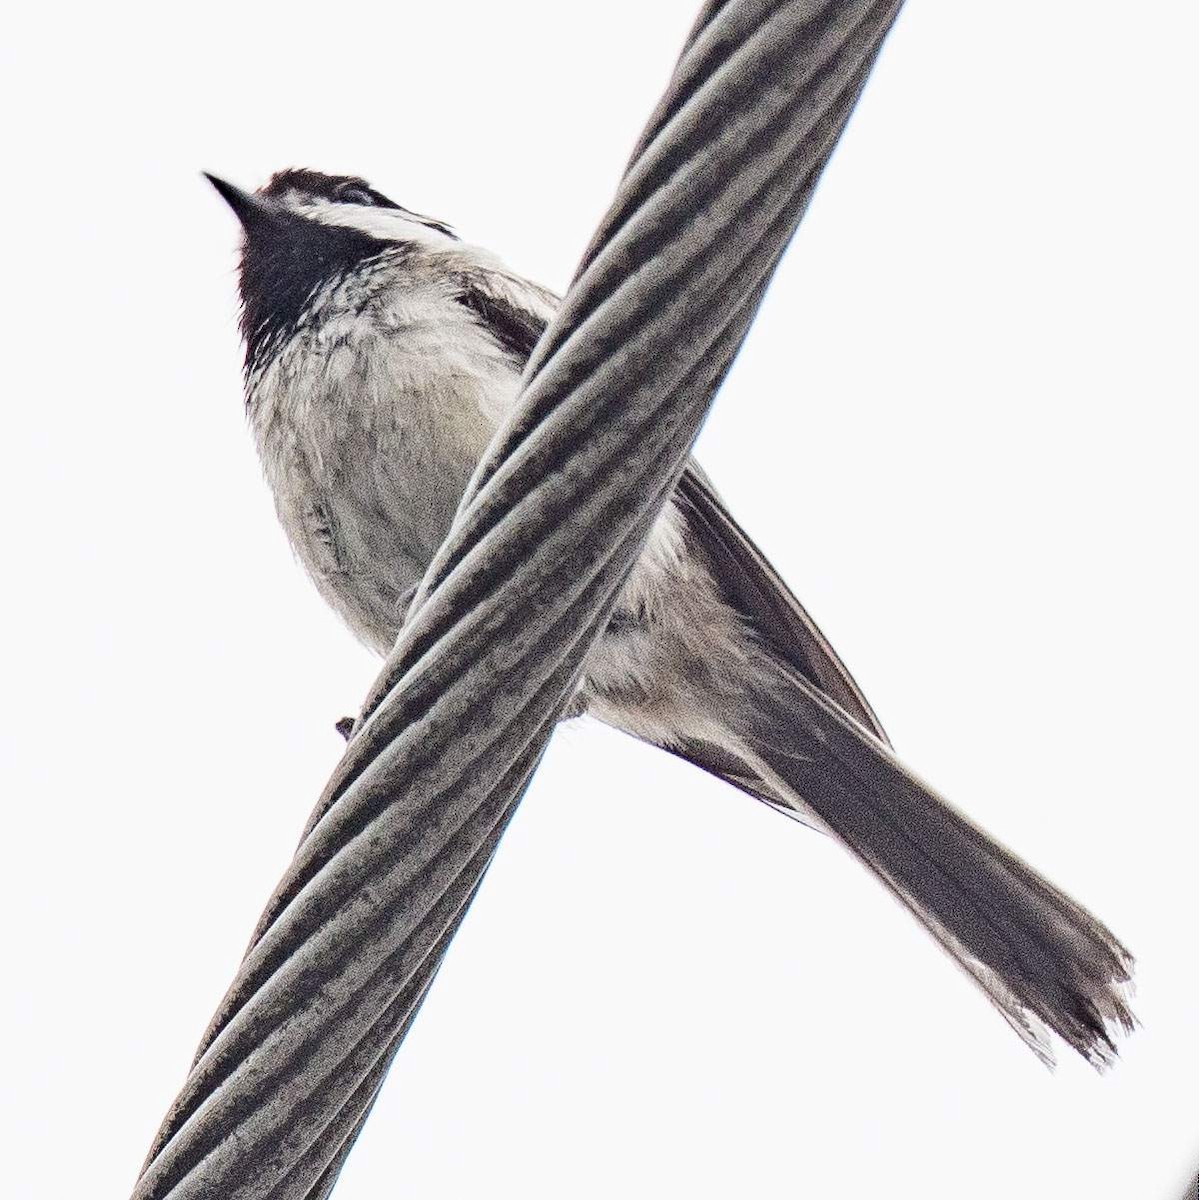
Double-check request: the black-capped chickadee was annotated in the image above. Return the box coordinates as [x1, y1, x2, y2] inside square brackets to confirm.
[206, 168, 1134, 1067]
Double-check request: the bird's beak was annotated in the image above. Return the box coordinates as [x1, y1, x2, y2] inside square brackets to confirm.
[203, 172, 282, 231]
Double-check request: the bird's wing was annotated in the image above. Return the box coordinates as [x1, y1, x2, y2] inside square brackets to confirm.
[674, 461, 889, 745]
[451, 267, 886, 744]
[450, 266, 558, 363]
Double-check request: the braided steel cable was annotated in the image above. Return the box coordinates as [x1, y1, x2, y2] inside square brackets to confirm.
[132, 2, 904, 1195]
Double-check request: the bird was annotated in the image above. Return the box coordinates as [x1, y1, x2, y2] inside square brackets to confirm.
[206, 167, 1134, 1068]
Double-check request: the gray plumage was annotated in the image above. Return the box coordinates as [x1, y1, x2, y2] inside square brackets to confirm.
[208, 167, 1134, 1067]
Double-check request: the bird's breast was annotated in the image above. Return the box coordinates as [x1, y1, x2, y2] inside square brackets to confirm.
[246, 299, 520, 654]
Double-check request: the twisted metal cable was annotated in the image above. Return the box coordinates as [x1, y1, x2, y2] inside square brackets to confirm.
[133, 2, 903, 1195]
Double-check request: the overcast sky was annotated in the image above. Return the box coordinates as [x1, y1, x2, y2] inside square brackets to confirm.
[2, 2, 1196, 1197]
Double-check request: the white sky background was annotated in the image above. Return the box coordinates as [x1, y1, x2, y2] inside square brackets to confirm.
[1, 2, 1196, 1197]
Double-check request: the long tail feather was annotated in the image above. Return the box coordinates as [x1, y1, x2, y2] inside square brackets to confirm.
[732, 663, 1135, 1067]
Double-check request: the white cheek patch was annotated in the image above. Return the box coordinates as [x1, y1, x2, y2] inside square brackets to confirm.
[294, 197, 461, 252]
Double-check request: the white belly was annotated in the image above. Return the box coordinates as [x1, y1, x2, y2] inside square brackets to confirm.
[247, 295, 519, 654]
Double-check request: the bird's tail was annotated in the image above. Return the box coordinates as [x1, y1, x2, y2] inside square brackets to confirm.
[726, 662, 1135, 1068]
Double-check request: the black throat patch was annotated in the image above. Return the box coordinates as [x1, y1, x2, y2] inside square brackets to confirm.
[238, 210, 388, 373]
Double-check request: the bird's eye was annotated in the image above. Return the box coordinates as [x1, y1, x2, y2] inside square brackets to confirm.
[338, 185, 376, 206]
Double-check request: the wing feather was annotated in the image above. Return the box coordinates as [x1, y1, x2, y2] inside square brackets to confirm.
[674, 462, 889, 745]
[452, 268, 887, 745]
